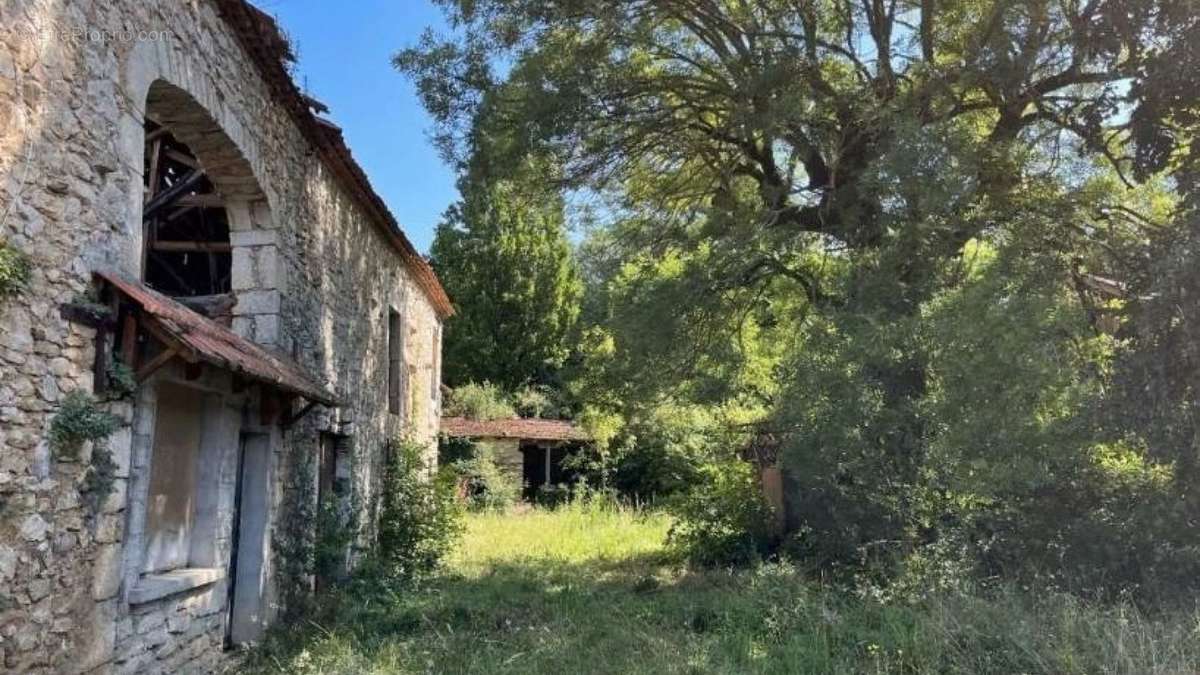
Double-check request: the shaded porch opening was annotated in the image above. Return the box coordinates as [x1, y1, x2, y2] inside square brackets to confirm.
[520, 443, 582, 502]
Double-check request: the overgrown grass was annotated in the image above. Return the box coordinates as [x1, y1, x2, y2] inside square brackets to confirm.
[242, 500, 1200, 674]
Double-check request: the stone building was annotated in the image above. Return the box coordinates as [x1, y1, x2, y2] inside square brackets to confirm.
[440, 417, 588, 500]
[0, 1, 452, 672]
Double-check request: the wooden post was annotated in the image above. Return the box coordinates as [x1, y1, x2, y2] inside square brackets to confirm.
[760, 466, 785, 537]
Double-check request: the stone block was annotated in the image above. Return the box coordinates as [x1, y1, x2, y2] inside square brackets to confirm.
[165, 612, 189, 634]
[108, 426, 132, 479]
[230, 247, 255, 291]
[74, 598, 117, 674]
[253, 314, 279, 345]
[27, 578, 50, 602]
[233, 290, 280, 315]
[256, 246, 280, 288]
[93, 514, 123, 544]
[133, 611, 165, 636]
[229, 228, 276, 247]
[99, 476, 127, 514]
[20, 513, 48, 541]
[0, 546, 15, 580]
[92, 543, 122, 600]
[231, 316, 254, 340]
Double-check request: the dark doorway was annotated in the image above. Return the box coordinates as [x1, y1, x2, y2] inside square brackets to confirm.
[520, 444, 579, 501]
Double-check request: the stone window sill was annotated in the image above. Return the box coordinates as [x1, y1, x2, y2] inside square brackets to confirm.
[129, 567, 224, 605]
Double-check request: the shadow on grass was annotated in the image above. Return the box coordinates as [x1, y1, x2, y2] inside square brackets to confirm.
[242, 548, 866, 674]
[241, 541, 1200, 675]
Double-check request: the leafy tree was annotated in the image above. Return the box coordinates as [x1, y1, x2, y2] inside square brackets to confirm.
[401, 0, 1200, 593]
[430, 163, 583, 389]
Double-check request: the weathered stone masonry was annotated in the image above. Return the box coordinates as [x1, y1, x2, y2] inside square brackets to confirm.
[0, 1, 451, 672]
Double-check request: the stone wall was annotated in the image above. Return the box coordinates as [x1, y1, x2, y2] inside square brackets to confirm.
[0, 1, 446, 672]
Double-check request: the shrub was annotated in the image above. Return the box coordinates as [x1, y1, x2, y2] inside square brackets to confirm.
[445, 443, 522, 511]
[533, 482, 573, 507]
[667, 459, 774, 566]
[443, 381, 515, 420]
[375, 437, 463, 582]
[49, 391, 120, 460]
[0, 239, 30, 299]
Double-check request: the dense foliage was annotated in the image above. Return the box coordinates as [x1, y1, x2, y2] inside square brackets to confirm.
[49, 390, 120, 460]
[442, 381, 516, 420]
[443, 442, 523, 511]
[0, 238, 30, 299]
[400, 0, 1200, 601]
[375, 438, 463, 582]
[430, 163, 582, 389]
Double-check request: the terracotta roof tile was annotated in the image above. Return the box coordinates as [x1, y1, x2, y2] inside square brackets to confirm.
[440, 417, 589, 442]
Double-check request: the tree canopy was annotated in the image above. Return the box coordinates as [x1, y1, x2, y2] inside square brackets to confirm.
[401, 0, 1200, 598]
[430, 163, 582, 390]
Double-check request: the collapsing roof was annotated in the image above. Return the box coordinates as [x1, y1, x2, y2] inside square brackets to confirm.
[210, 0, 453, 319]
[97, 269, 337, 405]
[440, 417, 590, 443]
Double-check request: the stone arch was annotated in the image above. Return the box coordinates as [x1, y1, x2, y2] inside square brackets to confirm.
[116, 40, 277, 282]
[143, 79, 266, 201]
[117, 60, 284, 343]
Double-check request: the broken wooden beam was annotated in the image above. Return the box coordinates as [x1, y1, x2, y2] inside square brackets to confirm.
[149, 240, 232, 253]
[143, 168, 204, 219]
[174, 194, 224, 209]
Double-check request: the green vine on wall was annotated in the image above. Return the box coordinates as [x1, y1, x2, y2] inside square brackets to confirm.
[0, 239, 30, 299]
[49, 391, 119, 461]
[272, 437, 361, 617]
[49, 390, 122, 516]
[105, 358, 137, 399]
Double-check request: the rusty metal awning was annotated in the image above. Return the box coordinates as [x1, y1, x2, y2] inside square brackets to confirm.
[96, 269, 338, 406]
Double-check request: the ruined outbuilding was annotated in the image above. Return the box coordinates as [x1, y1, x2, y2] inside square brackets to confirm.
[0, 1, 450, 672]
[440, 417, 589, 500]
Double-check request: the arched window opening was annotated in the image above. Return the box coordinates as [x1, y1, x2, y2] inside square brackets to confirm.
[142, 119, 232, 298]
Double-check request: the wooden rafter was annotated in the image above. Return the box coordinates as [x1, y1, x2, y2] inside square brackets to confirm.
[150, 240, 232, 253]
[135, 347, 178, 382]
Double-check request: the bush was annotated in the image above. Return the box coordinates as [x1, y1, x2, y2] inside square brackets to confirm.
[533, 482, 573, 507]
[49, 391, 120, 460]
[445, 443, 522, 511]
[374, 437, 463, 582]
[0, 239, 30, 299]
[666, 459, 774, 566]
[443, 381, 516, 420]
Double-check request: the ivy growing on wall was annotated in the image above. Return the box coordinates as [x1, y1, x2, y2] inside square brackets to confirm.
[49, 391, 120, 461]
[105, 358, 137, 399]
[48, 390, 123, 516]
[273, 442, 318, 617]
[0, 239, 30, 299]
[273, 437, 361, 617]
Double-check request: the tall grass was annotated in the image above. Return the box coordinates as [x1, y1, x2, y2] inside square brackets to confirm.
[241, 501, 1200, 674]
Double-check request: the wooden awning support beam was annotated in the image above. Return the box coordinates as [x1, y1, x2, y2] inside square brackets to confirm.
[282, 399, 320, 430]
[135, 348, 178, 382]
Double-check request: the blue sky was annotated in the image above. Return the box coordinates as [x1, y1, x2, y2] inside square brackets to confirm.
[254, 0, 456, 253]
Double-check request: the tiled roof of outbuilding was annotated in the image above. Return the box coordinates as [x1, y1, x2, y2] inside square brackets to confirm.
[441, 417, 590, 442]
